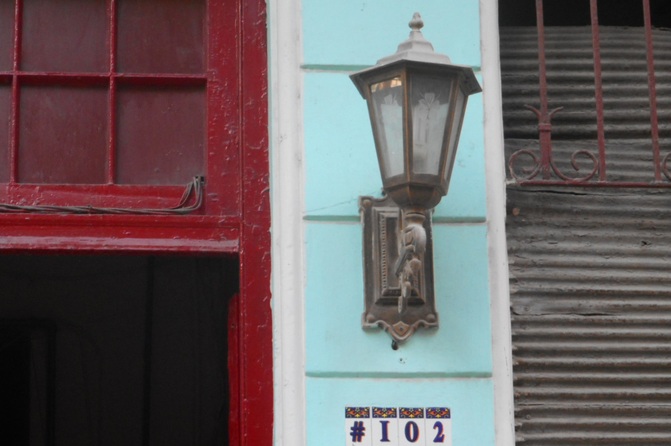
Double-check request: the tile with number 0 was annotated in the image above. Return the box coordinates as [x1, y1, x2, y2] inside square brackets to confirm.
[398, 408, 424, 446]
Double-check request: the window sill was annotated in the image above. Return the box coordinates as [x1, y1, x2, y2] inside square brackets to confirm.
[0, 213, 240, 253]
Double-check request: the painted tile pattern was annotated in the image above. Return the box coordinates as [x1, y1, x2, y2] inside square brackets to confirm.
[345, 406, 452, 446]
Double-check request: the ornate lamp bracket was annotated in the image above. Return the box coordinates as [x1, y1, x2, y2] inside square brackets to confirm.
[360, 195, 438, 344]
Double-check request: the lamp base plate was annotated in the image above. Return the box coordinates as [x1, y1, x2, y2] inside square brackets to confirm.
[359, 195, 438, 343]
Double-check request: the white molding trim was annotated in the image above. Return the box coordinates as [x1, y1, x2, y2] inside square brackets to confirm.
[268, 1, 307, 445]
[480, 1, 516, 445]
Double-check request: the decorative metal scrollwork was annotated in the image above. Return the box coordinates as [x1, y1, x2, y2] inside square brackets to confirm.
[359, 195, 438, 344]
[662, 153, 671, 182]
[508, 149, 541, 181]
[508, 105, 599, 184]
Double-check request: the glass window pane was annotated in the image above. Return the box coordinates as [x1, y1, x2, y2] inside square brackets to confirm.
[443, 87, 466, 185]
[0, 0, 14, 71]
[116, 87, 204, 185]
[22, 0, 108, 72]
[118, 0, 205, 74]
[0, 86, 9, 182]
[371, 77, 404, 178]
[19, 86, 108, 184]
[410, 74, 452, 176]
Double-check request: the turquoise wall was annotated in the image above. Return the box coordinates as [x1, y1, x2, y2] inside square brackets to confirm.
[302, 1, 494, 444]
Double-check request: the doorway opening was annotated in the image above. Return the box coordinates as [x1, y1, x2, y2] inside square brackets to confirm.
[0, 254, 238, 446]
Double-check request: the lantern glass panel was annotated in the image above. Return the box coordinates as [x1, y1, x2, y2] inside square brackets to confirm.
[443, 86, 467, 185]
[370, 77, 404, 179]
[410, 74, 453, 176]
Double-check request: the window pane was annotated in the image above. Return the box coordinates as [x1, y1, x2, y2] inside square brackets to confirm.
[118, 0, 205, 74]
[0, 86, 9, 182]
[443, 88, 466, 186]
[22, 0, 108, 72]
[19, 86, 108, 184]
[116, 87, 204, 184]
[0, 0, 14, 71]
[410, 74, 452, 176]
[371, 77, 405, 178]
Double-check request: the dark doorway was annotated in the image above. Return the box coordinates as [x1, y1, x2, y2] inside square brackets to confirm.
[0, 255, 237, 446]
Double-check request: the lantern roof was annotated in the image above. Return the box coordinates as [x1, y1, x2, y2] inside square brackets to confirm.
[351, 13, 481, 99]
[377, 13, 452, 66]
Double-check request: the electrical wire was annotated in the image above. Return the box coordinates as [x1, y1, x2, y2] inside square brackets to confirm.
[0, 176, 204, 215]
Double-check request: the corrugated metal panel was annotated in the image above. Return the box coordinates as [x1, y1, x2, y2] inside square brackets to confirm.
[503, 26, 671, 444]
[507, 188, 671, 444]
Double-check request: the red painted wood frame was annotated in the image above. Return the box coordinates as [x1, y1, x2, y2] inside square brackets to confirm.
[0, 0, 272, 444]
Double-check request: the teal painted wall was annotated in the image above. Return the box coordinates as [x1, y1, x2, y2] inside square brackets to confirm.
[302, 1, 494, 444]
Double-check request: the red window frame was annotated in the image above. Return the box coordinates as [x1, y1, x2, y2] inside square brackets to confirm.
[0, 0, 259, 253]
[0, 1, 272, 444]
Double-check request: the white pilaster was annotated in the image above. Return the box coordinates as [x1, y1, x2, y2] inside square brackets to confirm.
[480, 1, 516, 445]
[268, 1, 307, 444]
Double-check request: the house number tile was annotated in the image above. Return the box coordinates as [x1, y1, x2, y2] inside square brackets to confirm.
[345, 406, 452, 446]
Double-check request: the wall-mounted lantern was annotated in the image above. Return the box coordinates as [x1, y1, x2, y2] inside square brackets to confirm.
[351, 13, 481, 344]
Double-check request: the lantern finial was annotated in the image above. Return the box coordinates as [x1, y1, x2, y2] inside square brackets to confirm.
[409, 12, 424, 32]
[372, 12, 450, 66]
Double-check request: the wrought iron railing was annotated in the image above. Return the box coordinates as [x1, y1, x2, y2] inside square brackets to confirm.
[506, 0, 671, 187]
